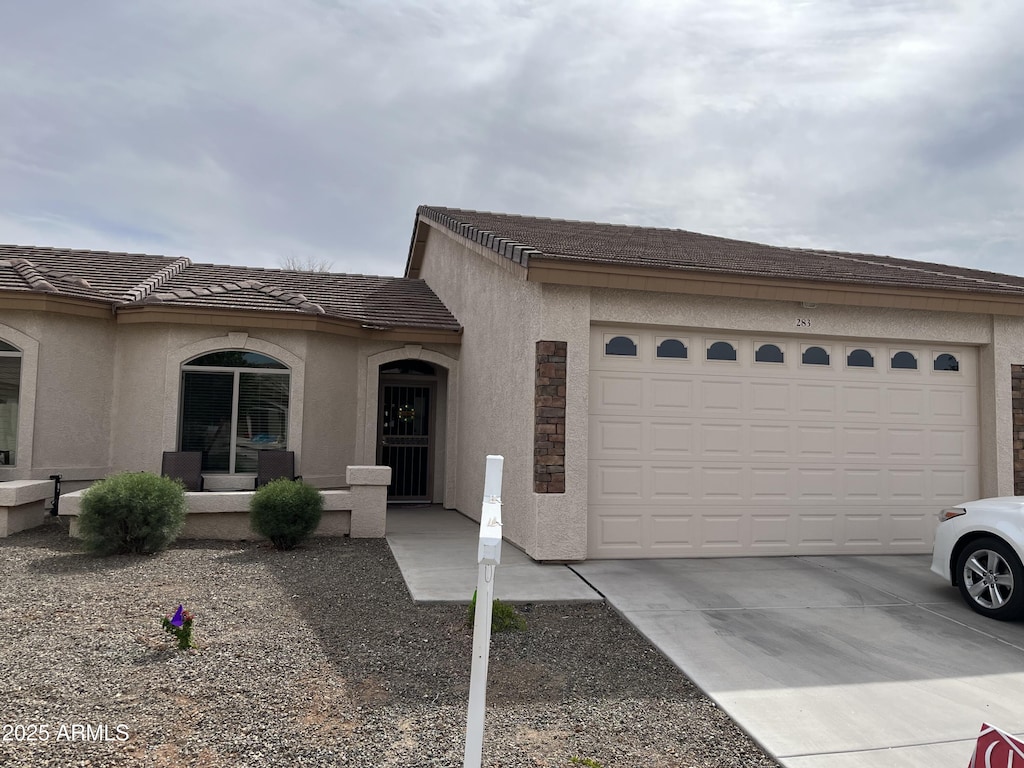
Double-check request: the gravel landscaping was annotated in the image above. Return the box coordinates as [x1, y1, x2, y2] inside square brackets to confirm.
[1, 521, 780, 767]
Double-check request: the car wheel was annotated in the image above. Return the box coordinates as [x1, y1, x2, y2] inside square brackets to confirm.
[956, 538, 1024, 621]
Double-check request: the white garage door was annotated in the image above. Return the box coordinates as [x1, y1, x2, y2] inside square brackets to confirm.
[588, 328, 979, 558]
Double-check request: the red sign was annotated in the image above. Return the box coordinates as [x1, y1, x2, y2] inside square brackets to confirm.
[970, 723, 1024, 768]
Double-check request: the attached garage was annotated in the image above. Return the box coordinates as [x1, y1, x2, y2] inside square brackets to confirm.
[589, 327, 979, 558]
[409, 206, 1024, 563]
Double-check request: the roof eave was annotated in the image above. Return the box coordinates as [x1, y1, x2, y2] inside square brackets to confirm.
[0, 290, 115, 319]
[526, 259, 1024, 317]
[115, 304, 462, 343]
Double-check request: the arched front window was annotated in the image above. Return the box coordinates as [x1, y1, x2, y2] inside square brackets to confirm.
[934, 353, 959, 372]
[0, 340, 21, 466]
[180, 351, 290, 473]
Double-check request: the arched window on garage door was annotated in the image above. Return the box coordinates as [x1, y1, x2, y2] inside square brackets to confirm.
[707, 341, 737, 361]
[891, 351, 918, 370]
[802, 346, 830, 366]
[755, 343, 784, 363]
[656, 339, 688, 359]
[605, 336, 638, 357]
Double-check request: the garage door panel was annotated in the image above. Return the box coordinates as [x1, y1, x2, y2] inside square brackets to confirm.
[796, 383, 836, 414]
[593, 373, 645, 409]
[888, 428, 926, 459]
[796, 468, 840, 499]
[887, 387, 927, 418]
[590, 463, 644, 499]
[700, 424, 744, 456]
[650, 423, 695, 455]
[701, 514, 744, 548]
[750, 468, 791, 500]
[700, 379, 743, 413]
[840, 385, 881, 417]
[589, 328, 979, 558]
[841, 426, 884, 459]
[651, 466, 695, 499]
[591, 417, 645, 455]
[751, 424, 792, 456]
[650, 377, 694, 410]
[751, 381, 790, 414]
[931, 428, 976, 461]
[889, 469, 927, 499]
[932, 468, 976, 500]
[930, 388, 971, 419]
[649, 514, 697, 549]
[750, 514, 792, 548]
[795, 425, 836, 457]
[701, 467, 745, 499]
[844, 514, 884, 546]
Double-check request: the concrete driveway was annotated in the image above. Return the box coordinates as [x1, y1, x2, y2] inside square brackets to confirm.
[571, 555, 1024, 767]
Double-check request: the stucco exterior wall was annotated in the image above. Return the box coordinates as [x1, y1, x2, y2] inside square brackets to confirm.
[415, 228, 545, 554]
[0, 310, 115, 481]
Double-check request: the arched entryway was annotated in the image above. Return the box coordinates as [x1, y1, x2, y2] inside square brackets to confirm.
[378, 359, 438, 501]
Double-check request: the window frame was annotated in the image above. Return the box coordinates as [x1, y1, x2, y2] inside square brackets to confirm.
[889, 349, 920, 372]
[753, 342, 786, 365]
[0, 341, 22, 467]
[800, 345, 832, 367]
[179, 351, 291, 475]
[655, 337, 690, 361]
[706, 339, 739, 363]
[603, 334, 639, 358]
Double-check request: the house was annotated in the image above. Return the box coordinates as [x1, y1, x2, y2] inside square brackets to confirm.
[3, 208, 1024, 560]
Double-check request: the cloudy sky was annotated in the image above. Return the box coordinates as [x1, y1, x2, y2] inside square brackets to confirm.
[1, 1, 1022, 277]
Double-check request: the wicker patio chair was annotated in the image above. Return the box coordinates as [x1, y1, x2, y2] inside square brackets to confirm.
[256, 450, 300, 488]
[161, 451, 205, 491]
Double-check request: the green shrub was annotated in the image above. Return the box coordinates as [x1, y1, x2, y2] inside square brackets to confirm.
[249, 479, 323, 550]
[78, 472, 187, 556]
[466, 589, 527, 632]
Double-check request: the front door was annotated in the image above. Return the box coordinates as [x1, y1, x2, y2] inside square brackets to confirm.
[378, 381, 433, 500]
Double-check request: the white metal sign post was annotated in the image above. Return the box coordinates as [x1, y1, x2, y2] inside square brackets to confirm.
[463, 455, 504, 768]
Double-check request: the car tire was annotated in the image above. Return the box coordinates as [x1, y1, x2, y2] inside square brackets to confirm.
[956, 537, 1024, 621]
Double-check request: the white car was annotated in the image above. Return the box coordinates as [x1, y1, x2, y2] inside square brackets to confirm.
[931, 497, 1024, 621]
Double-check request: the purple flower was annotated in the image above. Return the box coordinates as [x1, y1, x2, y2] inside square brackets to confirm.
[170, 605, 185, 627]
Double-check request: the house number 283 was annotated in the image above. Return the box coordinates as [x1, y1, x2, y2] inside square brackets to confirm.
[795, 318, 812, 328]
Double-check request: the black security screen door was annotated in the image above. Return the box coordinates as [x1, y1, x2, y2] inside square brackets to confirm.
[379, 383, 432, 500]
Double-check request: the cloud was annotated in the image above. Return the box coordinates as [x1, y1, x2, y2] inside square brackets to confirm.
[0, 0, 1020, 276]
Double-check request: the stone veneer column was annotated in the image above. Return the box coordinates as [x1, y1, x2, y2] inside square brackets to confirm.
[535, 341, 567, 493]
[1013, 365, 1024, 495]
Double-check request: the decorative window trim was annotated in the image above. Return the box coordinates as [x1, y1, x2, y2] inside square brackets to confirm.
[604, 334, 639, 358]
[0, 324, 38, 476]
[932, 352, 961, 373]
[845, 347, 876, 370]
[754, 342, 785, 364]
[890, 350, 919, 371]
[706, 339, 739, 362]
[655, 337, 689, 361]
[801, 345, 831, 367]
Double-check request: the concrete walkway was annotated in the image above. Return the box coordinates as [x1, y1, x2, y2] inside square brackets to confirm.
[385, 506, 600, 602]
[385, 507, 1024, 767]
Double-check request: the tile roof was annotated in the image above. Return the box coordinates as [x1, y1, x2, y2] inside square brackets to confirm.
[0, 244, 461, 332]
[417, 206, 1024, 297]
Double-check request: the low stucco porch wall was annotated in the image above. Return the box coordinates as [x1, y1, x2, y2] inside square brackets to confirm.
[59, 466, 392, 541]
[0, 480, 54, 537]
